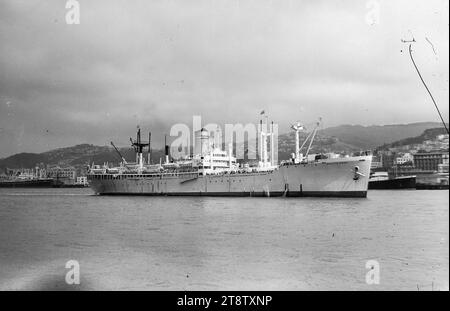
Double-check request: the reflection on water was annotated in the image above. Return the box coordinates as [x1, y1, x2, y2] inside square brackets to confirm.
[0, 188, 448, 290]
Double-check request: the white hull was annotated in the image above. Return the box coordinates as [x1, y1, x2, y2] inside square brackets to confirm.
[88, 156, 372, 197]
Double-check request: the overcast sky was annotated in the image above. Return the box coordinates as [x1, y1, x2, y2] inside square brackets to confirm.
[0, 0, 448, 157]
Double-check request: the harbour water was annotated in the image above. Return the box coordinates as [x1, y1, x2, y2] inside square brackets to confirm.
[0, 188, 448, 291]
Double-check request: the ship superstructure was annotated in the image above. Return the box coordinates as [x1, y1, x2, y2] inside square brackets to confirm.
[88, 119, 372, 197]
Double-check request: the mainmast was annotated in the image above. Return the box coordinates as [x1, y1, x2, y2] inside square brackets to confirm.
[259, 114, 276, 169]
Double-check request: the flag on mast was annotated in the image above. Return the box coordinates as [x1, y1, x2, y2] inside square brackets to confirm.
[260, 110, 265, 115]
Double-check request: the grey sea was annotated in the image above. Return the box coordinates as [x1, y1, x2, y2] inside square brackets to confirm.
[0, 188, 448, 291]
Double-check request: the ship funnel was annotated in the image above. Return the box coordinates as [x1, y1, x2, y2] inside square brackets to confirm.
[148, 132, 151, 164]
[165, 134, 170, 164]
[194, 128, 210, 158]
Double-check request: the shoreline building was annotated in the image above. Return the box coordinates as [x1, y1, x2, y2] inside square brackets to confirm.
[395, 153, 414, 166]
[47, 166, 77, 185]
[413, 151, 449, 172]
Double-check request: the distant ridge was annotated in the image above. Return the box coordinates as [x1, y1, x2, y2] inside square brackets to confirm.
[0, 144, 165, 171]
[0, 122, 446, 170]
[375, 127, 449, 150]
[320, 122, 446, 150]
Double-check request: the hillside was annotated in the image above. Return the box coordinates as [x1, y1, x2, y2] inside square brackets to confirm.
[320, 122, 446, 150]
[375, 127, 449, 150]
[0, 153, 50, 170]
[0, 144, 165, 171]
[276, 131, 360, 160]
[1, 122, 446, 170]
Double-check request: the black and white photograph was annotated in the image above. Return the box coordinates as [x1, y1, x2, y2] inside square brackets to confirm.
[0, 0, 448, 298]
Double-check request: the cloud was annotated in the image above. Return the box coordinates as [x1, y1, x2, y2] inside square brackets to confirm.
[0, 0, 448, 157]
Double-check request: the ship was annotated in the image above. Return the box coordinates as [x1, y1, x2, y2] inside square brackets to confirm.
[368, 172, 416, 190]
[0, 178, 54, 188]
[87, 119, 372, 197]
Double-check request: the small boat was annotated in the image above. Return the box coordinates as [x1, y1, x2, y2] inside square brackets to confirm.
[368, 172, 416, 189]
[0, 178, 54, 188]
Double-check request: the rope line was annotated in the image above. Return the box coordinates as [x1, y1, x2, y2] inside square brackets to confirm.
[408, 44, 449, 134]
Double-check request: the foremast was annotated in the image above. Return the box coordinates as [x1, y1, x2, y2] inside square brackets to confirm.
[130, 127, 150, 173]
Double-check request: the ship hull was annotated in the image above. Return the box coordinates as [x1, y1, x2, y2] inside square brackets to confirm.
[88, 156, 371, 198]
[96, 191, 367, 197]
[368, 176, 416, 190]
[0, 179, 54, 188]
